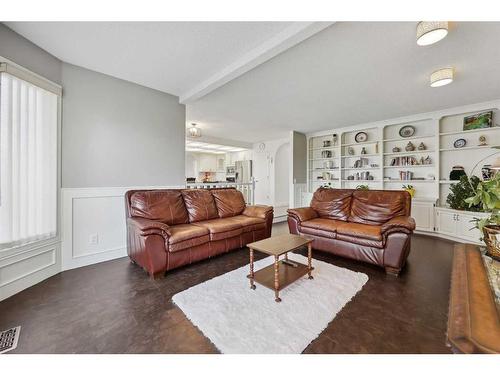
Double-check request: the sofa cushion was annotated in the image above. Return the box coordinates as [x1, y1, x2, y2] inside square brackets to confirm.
[130, 190, 189, 225]
[168, 224, 210, 244]
[169, 235, 210, 253]
[348, 190, 410, 225]
[231, 215, 266, 233]
[192, 218, 243, 241]
[335, 233, 384, 249]
[310, 188, 353, 221]
[211, 189, 246, 218]
[181, 189, 219, 223]
[336, 221, 382, 241]
[300, 218, 342, 239]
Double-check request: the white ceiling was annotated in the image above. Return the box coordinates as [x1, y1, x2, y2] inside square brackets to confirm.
[6, 22, 500, 144]
[187, 22, 500, 142]
[5, 21, 316, 97]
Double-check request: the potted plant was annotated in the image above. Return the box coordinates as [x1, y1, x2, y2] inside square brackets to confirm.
[465, 173, 500, 260]
[402, 184, 415, 198]
[356, 184, 369, 190]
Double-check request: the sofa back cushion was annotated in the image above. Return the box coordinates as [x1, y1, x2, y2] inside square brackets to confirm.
[130, 190, 189, 225]
[310, 188, 353, 221]
[181, 189, 219, 222]
[348, 190, 410, 225]
[211, 188, 246, 218]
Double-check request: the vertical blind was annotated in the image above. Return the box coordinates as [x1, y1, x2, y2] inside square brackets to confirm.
[0, 72, 58, 249]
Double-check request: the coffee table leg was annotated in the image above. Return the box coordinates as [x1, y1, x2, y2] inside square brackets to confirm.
[274, 255, 281, 302]
[249, 248, 256, 290]
[308, 243, 314, 280]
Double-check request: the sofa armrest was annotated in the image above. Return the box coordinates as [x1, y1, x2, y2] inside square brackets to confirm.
[381, 216, 416, 235]
[243, 205, 273, 219]
[127, 217, 171, 239]
[287, 207, 318, 222]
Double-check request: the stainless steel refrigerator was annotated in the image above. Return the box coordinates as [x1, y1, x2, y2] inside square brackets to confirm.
[235, 160, 252, 183]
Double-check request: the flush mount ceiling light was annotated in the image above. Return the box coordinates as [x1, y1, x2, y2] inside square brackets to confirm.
[430, 67, 454, 87]
[188, 123, 201, 138]
[416, 21, 449, 46]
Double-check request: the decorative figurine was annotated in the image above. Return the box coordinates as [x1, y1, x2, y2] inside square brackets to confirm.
[361, 147, 367, 155]
[479, 135, 487, 146]
[392, 146, 401, 153]
[482, 165, 492, 180]
[417, 142, 426, 150]
[332, 134, 338, 146]
[405, 141, 415, 152]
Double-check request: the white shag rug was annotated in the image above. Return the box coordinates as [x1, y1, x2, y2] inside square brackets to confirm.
[172, 253, 368, 354]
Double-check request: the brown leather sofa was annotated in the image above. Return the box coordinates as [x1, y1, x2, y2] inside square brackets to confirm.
[125, 188, 273, 278]
[287, 188, 415, 275]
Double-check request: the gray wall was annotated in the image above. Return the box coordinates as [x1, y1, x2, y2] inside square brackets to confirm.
[0, 23, 62, 84]
[291, 131, 307, 183]
[61, 63, 186, 188]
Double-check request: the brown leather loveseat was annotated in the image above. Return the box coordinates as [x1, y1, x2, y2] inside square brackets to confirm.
[287, 188, 415, 275]
[125, 188, 273, 278]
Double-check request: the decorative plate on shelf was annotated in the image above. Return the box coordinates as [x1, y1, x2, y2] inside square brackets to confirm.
[399, 125, 415, 138]
[354, 132, 368, 143]
[453, 138, 467, 148]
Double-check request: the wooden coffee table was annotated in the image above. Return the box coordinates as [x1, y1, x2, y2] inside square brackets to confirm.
[247, 234, 314, 302]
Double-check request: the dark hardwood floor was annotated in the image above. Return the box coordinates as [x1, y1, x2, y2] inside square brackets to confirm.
[0, 222, 455, 353]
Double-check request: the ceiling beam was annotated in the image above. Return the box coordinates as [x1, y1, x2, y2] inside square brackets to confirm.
[179, 21, 334, 104]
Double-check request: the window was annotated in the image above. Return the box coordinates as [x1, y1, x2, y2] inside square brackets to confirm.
[0, 69, 59, 249]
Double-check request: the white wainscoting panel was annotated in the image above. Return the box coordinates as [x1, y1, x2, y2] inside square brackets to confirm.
[62, 186, 182, 271]
[273, 202, 289, 223]
[292, 183, 307, 208]
[0, 240, 61, 301]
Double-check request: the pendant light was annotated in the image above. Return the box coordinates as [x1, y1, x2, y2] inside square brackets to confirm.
[188, 123, 201, 138]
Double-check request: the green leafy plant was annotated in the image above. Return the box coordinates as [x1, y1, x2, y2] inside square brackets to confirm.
[402, 184, 415, 197]
[356, 184, 369, 190]
[464, 173, 500, 211]
[465, 173, 500, 238]
[446, 175, 481, 211]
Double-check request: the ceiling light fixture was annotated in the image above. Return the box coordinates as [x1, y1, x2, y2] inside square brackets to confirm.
[430, 67, 454, 87]
[416, 21, 449, 46]
[188, 123, 201, 138]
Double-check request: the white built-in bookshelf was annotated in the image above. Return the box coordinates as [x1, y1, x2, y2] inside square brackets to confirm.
[307, 105, 500, 205]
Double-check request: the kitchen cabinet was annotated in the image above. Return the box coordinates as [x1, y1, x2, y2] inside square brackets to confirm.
[198, 154, 217, 172]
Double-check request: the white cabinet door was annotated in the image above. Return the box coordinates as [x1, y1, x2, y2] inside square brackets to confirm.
[412, 201, 434, 232]
[456, 212, 484, 243]
[456, 215, 480, 242]
[436, 210, 457, 237]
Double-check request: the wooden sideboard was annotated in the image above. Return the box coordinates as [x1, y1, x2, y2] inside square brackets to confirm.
[447, 244, 500, 353]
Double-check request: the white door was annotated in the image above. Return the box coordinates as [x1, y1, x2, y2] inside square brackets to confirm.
[436, 210, 457, 237]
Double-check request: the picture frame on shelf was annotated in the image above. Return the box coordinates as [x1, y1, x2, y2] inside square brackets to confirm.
[463, 111, 493, 131]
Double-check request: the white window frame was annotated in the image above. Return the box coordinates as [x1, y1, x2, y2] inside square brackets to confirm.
[0, 56, 62, 256]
